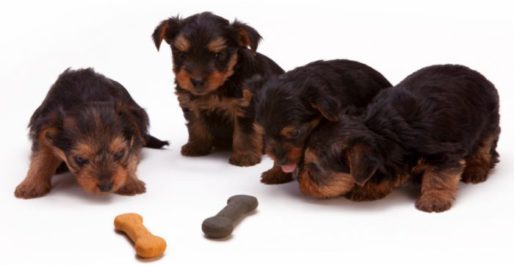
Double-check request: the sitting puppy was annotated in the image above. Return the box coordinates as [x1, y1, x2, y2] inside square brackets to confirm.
[298, 64, 500, 213]
[252, 59, 391, 184]
[153, 12, 284, 166]
[15, 68, 168, 199]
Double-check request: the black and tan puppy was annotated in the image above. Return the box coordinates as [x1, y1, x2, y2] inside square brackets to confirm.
[299, 64, 500, 213]
[252, 59, 391, 184]
[153, 12, 284, 166]
[15, 68, 168, 199]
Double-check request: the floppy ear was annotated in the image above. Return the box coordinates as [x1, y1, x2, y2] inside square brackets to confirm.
[347, 143, 380, 186]
[231, 20, 262, 53]
[309, 94, 341, 122]
[115, 103, 148, 147]
[152, 17, 181, 50]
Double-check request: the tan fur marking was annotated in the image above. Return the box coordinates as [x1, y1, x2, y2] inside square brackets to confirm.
[415, 161, 464, 212]
[299, 170, 354, 198]
[299, 148, 355, 198]
[15, 143, 62, 198]
[174, 35, 190, 52]
[207, 37, 227, 52]
[205, 53, 238, 92]
[462, 129, 500, 184]
[109, 137, 128, 153]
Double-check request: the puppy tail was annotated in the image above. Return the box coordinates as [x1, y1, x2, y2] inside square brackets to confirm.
[144, 134, 169, 149]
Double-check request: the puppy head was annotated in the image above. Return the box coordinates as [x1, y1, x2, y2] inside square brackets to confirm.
[153, 12, 261, 96]
[42, 103, 144, 194]
[298, 119, 383, 198]
[252, 75, 341, 173]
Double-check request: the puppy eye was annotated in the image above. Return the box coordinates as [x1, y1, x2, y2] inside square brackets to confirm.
[214, 50, 227, 61]
[290, 129, 301, 138]
[113, 150, 125, 161]
[174, 50, 186, 60]
[74, 156, 89, 167]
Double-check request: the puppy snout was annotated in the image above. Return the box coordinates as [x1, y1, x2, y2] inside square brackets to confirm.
[97, 182, 113, 192]
[190, 77, 205, 88]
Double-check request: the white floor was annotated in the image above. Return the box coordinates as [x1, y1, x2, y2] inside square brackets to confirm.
[1, 1, 513, 265]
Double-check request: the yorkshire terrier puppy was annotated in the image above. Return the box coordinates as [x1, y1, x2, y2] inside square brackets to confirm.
[153, 12, 284, 166]
[298, 64, 500, 212]
[15, 68, 168, 199]
[251, 59, 391, 184]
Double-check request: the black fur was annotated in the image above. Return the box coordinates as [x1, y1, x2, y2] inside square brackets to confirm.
[153, 12, 283, 166]
[252, 59, 391, 182]
[30, 68, 168, 151]
[301, 64, 500, 212]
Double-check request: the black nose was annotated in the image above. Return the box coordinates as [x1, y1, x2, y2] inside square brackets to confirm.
[97, 182, 113, 192]
[190, 78, 205, 88]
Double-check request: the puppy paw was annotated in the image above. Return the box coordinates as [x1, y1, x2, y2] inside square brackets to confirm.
[116, 179, 146, 196]
[261, 168, 293, 184]
[181, 142, 212, 156]
[415, 192, 453, 213]
[229, 152, 261, 167]
[15, 180, 51, 199]
[461, 166, 489, 184]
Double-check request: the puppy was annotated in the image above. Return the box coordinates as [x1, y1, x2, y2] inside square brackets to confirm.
[15, 68, 168, 199]
[252, 59, 391, 184]
[298, 64, 500, 213]
[153, 12, 284, 166]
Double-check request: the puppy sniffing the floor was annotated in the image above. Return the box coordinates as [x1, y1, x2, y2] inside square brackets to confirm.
[251, 60, 391, 184]
[299, 64, 500, 213]
[15, 68, 168, 199]
[153, 12, 284, 166]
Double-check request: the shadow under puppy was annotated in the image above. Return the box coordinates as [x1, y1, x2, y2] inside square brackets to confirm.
[251, 59, 391, 184]
[299, 64, 500, 213]
[15, 68, 168, 199]
[153, 12, 284, 166]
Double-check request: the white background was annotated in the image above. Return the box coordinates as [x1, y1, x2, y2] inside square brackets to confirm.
[1, 0, 513, 265]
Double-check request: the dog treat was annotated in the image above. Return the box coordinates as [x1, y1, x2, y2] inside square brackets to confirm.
[114, 213, 166, 258]
[202, 195, 258, 239]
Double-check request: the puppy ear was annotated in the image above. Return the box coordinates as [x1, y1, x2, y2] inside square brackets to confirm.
[152, 17, 181, 51]
[347, 143, 380, 186]
[231, 20, 262, 53]
[309, 94, 341, 122]
[30, 107, 64, 145]
[115, 103, 148, 147]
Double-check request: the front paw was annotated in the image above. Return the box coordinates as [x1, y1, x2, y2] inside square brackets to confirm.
[181, 142, 212, 156]
[261, 167, 293, 184]
[116, 179, 146, 196]
[415, 192, 453, 213]
[15, 180, 51, 199]
[229, 152, 261, 167]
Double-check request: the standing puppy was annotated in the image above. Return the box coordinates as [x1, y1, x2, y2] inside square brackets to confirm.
[153, 12, 284, 166]
[252, 60, 391, 184]
[15, 68, 168, 199]
[299, 65, 500, 212]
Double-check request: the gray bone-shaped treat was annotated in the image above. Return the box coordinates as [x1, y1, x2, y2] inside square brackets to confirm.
[202, 195, 258, 239]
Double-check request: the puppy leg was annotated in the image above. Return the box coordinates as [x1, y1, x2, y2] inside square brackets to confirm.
[15, 146, 61, 199]
[115, 175, 146, 195]
[462, 129, 500, 184]
[229, 117, 262, 166]
[181, 109, 213, 156]
[261, 164, 293, 184]
[415, 162, 464, 212]
[115, 155, 145, 195]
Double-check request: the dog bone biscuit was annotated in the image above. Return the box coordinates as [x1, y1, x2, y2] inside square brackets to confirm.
[202, 195, 258, 239]
[114, 213, 166, 258]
